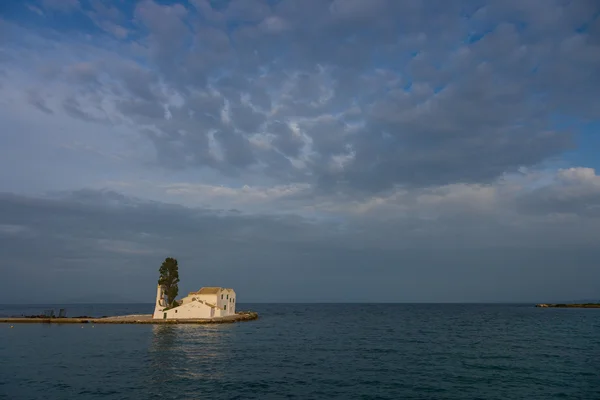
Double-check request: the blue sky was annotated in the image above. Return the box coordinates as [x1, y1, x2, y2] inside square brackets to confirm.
[0, 0, 599, 303]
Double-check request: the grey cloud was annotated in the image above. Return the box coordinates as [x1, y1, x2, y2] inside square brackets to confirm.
[180, 28, 234, 86]
[218, 72, 273, 111]
[259, 16, 290, 34]
[28, 91, 53, 114]
[301, 117, 349, 156]
[19, 0, 600, 195]
[268, 121, 303, 157]
[0, 190, 344, 302]
[214, 129, 256, 167]
[142, 127, 214, 169]
[229, 103, 265, 133]
[225, 0, 271, 23]
[0, 223, 36, 237]
[90, 0, 123, 21]
[252, 147, 297, 180]
[118, 64, 160, 101]
[95, 19, 128, 38]
[118, 98, 164, 119]
[288, 71, 326, 101]
[1, 188, 600, 303]
[194, 26, 230, 53]
[475, 0, 598, 35]
[515, 169, 600, 217]
[63, 97, 105, 122]
[183, 94, 224, 126]
[190, 0, 221, 19]
[64, 62, 101, 87]
[4, 1, 600, 304]
[86, 0, 129, 38]
[272, 100, 329, 120]
[247, 87, 271, 111]
[134, 0, 190, 76]
[518, 190, 600, 217]
[337, 79, 574, 190]
[214, 74, 248, 103]
[329, 0, 389, 23]
[41, 0, 80, 12]
[589, 12, 600, 44]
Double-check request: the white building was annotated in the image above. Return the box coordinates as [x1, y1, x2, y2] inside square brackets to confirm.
[153, 285, 237, 319]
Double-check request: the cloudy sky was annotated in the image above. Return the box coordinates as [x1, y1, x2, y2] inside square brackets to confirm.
[0, 0, 599, 303]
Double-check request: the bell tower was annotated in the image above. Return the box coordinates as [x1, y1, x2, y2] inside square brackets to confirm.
[153, 285, 167, 319]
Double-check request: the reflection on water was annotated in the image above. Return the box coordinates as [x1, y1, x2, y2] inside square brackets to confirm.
[148, 325, 178, 389]
[149, 324, 233, 384]
[151, 325, 178, 351]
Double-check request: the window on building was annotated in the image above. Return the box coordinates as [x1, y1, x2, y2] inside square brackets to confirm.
[227, 294, 229, 299]
[221, 294, 223, 299]
[224, 305, 227, 310]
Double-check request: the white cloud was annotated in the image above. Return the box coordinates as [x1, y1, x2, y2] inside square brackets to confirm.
[557, 167, 600, 184]
[259, 16, 290, 33]
[162, 182, 311, 208]
[27, 5, 45, 16]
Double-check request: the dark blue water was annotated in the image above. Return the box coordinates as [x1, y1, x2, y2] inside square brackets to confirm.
[1, 304, 599, 399]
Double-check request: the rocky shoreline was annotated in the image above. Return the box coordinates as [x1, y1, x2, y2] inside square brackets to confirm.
[0, 311, 259, 324]
[535, 303, 600, 308]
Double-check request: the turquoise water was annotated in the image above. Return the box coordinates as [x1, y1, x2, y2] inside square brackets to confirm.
[1, 304, 599, 399]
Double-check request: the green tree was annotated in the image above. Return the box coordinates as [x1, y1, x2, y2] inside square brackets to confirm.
[158, 257, 180, 307]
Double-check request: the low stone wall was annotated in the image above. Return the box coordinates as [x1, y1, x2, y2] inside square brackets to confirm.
[0, 311, 259, 325]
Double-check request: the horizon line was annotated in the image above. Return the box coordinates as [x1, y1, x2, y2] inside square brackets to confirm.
[0, 301, 583, 305]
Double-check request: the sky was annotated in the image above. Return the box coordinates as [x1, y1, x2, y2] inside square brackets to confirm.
[0, 0, 599, 303]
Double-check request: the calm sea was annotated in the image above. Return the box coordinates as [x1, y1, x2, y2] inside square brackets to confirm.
[0, 303, 599, 399]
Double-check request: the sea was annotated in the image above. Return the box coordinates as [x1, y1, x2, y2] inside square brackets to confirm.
[0, 303, 599, 400]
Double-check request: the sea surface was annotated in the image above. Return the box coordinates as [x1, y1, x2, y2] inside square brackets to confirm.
[0, 303, 599, 399]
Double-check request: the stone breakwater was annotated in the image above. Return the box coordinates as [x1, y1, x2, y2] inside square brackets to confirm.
[535, 303, 600, 308]
[0, 311, 259, 324]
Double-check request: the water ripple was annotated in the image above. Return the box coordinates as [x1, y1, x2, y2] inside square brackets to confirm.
[1, 304, 599, 399]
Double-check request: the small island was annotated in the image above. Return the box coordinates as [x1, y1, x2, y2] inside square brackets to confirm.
[1, 257, 259, 325]
[0, 312, 259, 325]
[536, 303, 600, 308]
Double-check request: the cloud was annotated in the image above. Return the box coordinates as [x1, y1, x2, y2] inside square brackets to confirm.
[225, 0, 271, 23]
[515, 168, 600, 217]
[27, 90, 53, 114]
[0, 223, 36, 237]
[1, 180, 600, 303]
[1, 1, 600, 302]
[3, 0, 600, 200]
[41, 0, 80, 12]
[4, 0, 596, 195]
[27, 5, 45, 16]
